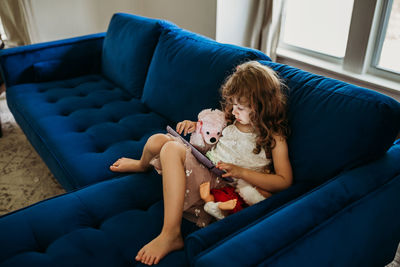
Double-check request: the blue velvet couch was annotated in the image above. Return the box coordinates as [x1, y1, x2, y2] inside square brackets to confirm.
[0, 13, 400, 267]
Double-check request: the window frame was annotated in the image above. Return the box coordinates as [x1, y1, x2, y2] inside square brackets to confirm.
[368, 0, 400, 80]
[371, 0, 393, 69]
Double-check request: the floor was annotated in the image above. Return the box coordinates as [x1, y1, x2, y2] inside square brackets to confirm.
[388, 246, 400, 267]
[0, 91, 65, 216]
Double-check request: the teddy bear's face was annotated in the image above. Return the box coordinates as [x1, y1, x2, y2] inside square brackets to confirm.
[193, 108, 227, 148]
[201, 122, 223, 145]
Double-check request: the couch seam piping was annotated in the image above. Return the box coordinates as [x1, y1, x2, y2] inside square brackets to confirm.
[283, 76, 398, 107]
[163, 31, 270, 61]
[0, 34, 105, 57]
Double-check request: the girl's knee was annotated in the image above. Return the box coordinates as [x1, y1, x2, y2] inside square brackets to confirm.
[149, 133, 171, 143]
[147, 134, 172, 152]
[160, 141, 186, 160]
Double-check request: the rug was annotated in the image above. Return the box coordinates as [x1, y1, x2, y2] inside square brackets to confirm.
[0, 92, 66, 216]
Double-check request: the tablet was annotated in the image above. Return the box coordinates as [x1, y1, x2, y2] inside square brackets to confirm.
[166, 126, 233, 182]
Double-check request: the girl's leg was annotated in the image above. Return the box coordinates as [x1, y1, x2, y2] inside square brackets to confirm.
[110, 134, 172, 172]
[135, 141, 187, 265]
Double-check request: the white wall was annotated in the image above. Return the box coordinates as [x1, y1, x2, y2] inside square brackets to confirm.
[135, 0, 217, 39]
[30, 0, 135, 42]
[30, 0, 217, 43]
[216, 0, 256, 47]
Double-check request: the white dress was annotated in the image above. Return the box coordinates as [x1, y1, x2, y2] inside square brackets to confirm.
[206, 124, 271, 206]
[206, 124, 270, 172]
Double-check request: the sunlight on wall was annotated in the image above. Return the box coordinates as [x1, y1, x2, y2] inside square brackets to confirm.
[0, 17, 7, 40]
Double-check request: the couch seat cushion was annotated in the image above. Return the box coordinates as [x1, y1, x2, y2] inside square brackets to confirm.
[141, 28, 270, 123]
[6, 75, 170, 190]
[0, 173, 198, 267]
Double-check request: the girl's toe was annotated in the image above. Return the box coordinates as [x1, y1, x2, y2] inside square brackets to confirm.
[148, 256, 155, 265]
[141, 254, 147, 262]
[136, 248, 144, 261]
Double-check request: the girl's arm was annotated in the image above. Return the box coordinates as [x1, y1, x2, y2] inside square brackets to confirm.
[217, 135, 293, 193]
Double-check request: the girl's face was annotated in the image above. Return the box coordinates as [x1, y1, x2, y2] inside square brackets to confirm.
[232, 99, 252, 125]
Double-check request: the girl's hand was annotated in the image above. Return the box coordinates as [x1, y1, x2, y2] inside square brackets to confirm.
[176, 120, 197, 136]
[216, 162, 243, 178]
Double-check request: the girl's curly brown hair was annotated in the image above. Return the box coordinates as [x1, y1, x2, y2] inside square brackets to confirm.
[220, 61, 289, 166]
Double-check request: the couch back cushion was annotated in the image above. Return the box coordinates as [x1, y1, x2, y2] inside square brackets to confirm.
[102, 13, 174, 98]
[141, 28, 270, 123]
[260, 61, 400, 183]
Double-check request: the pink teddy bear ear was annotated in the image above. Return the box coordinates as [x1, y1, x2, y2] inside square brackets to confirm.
[197, 108, 212, 120]
[196, 120, 203, 133]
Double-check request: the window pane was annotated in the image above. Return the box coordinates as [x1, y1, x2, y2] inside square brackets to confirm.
[282, 0, 354, 58]
[378, 0, 400, 73]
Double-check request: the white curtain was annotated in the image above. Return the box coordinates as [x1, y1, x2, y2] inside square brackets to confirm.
[249, 0, 286, 61]
[0, 0, 37, 47]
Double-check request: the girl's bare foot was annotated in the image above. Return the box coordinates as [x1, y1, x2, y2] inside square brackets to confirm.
[218, 199, 237, 210]
[135, 231, 184, 265]
[109, 157, 149, 173]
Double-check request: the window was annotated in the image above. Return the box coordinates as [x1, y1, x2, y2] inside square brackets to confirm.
[282, 0, 354, 58]
[374, 0, 400, 73]
[279, 0, 400, 91]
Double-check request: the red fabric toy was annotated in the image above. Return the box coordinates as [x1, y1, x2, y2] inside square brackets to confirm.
[211, 186, 248, 214]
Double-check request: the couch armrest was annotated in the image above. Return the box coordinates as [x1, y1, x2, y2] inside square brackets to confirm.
[185, 180, 316, 263]
[194, 143, 400, 266]
[0, 33, 105, 87]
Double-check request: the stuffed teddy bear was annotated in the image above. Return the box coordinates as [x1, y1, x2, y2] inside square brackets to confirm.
[190, 108, 227, 153]
[200, 179, 267, 221]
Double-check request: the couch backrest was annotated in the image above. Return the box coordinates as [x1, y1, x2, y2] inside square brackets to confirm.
[101, 13, 175, 98]
[260, 61, 400, 183]
[141, 28, 270, 123]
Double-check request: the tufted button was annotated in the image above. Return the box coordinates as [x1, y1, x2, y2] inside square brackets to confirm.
[96, 146, 107, 153]
[111, 117, 120, 123]
[92, 221, 102, 229]
[65, 82, 76, 88]
[47, 98, 57, 103]
[130, 136, 141, 142]
[94, 104, 102, 109]
[60, 111, 70, 116]
[35, 244, 47, 254]
[78, 92, 87, 97]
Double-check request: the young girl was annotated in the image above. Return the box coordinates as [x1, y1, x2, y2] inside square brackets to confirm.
[110, 61, 293, 266]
